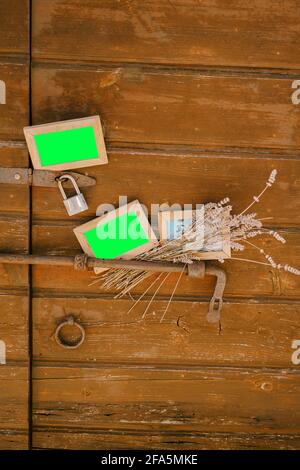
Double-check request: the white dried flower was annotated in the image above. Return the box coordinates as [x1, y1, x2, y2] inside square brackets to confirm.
[217, 197, 230, 207]
[246, 230, 262, 238]
[231, 241, 245, 251]
[283, 264, 300, 275]
[267, 169, 277, 186]
[269, 230, 286, 244]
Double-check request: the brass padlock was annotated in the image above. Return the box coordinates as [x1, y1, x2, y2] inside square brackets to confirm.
[57, 174, 88, 216]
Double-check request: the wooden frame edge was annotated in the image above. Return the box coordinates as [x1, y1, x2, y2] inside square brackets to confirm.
[23, 115, 108, 170]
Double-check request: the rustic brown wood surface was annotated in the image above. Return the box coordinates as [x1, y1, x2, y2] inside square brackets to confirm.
[0, 143, 29, 168]
[29, 0, 300, 450]
[0, 0, 299, 450]
[0, 63, 29, 141]
[32, 366, 300, 434]
[30, 252, 299, 301]
[1, 296, 28, 361]
[31, 233, 299, 299]
[32, 297, 299, 368]
[0, 0, 29, 57]
[33, 429, 300, 450]
[0, 431, 28, 451]
[31, 0, 300, 70]
[0, 363, 28, 434]
[0, 0, 30, 450]
[0, 146, 29, 291]
[32, 66, 300, 151]
[31, 151, 300, 224]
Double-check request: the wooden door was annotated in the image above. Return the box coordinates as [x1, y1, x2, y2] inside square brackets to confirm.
[0, 0, 30, 450]
[1, 0, 300, 450]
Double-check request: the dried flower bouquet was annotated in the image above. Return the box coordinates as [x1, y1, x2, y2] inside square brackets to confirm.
[91, 170, 299, 303]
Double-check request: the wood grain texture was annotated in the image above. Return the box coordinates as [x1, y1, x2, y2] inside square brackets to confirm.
[0, 63, 29, 140]
[0, 218, 28, 254]
[0, 431, 28, 450]
[33, 366, 300, 434]
[32, 297, 299, 368]
[0, 296, 28, 362]
[0, 143, 28, 168]
[0, 0, 29, 56]
[32, 66, 300, 151]
[31, 151, 300, 300]
[0, 145, 29, 289]
[31, 226, 300, 299]
[31, 0, 300, 70]
[33, 429, 300, 450]
[0, 264, 28, 291]
[31, 151, 300, 225]
[0, 366, 28, 430]
[0, 186, 29, 215]
[0, 5, 30, 445]
[29, 1, 300, 451]
[0, 157, 29, 214]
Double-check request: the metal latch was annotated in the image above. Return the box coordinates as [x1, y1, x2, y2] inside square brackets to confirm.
[0, 167, 96, 188]
[0, 253, 226, 323]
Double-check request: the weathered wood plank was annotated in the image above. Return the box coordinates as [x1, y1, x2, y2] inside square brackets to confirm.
[0, 143, 28, 168]
[32, 66, 300, 151]
[33, 429, 300, 450]
[31, 151, 300, 225]
[0, 63, 29, 140]
[0, 218, 28, 254]
[32, 366, 300, 434]
[0, 366, 28, 430]
[0, 146, 29, 288]
[0, 431, 28, 450]
[32, 0, 300, 70]
[0, 296, 28, 362]
[0, 0, 30, 451]
[32, 298, 300, 368]
[0, 185, 29, 215]
[0, 0, 29, 56]
[31, 229, 300, 299]
[0, 264, 28, 291]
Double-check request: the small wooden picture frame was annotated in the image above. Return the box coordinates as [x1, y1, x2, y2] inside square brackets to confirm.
[23, 115, 108, 171]
[158, 206, 231, 260]
[158, 208, 204, 250]
[74, 200, 158, 274]
[191, 206, 231, 260]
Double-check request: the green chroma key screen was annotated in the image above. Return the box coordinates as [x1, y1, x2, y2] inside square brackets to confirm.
[84, 212, 149, 259]
[34, 126, 98, 166]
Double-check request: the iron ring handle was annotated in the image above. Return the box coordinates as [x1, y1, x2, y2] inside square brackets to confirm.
[54, 315, 85, 349]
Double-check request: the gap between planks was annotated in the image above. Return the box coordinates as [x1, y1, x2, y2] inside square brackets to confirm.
[0, 54, 30, 65]
[1, 139, 299, 161]
[31, 289, 300, 304]
[31, 58, 300, 79]
[31, 426, 300, 439]
[32, 361, 300, 374]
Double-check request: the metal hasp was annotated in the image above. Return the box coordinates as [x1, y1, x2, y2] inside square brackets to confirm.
[0, 167, 96, 187]
[0, 253, 226, 323]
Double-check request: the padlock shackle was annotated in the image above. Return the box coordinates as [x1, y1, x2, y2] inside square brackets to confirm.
[57, 174, 81, 200]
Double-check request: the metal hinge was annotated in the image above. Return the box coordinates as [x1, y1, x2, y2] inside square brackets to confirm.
[0, 167, 96, 188]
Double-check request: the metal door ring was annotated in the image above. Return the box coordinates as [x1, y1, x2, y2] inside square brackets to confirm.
[54, 315, 85, 349]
